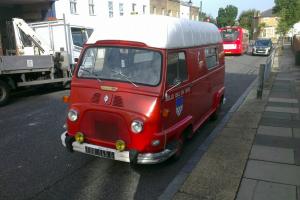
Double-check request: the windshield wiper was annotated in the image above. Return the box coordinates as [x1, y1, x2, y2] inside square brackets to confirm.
[79, 68, 102, 83]
[111, 69, 138, 88]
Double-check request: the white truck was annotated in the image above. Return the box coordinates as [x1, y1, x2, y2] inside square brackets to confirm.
[0, 17, 92, 106]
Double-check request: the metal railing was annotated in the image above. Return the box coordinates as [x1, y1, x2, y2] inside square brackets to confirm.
[256, 45, 279, 99]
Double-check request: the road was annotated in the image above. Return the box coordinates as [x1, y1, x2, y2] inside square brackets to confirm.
[0, 54, 267, 200]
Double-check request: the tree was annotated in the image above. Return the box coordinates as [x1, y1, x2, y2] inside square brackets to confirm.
[199, 11, 217, 25]
[216, 5, 238, 28]
[238, 9, 258, 39]
[273, 0, 300, 35]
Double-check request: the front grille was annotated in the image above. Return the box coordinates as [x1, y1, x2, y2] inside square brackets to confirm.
[91, 93, 101, 104]
[112, 96, 124, 107]
[80, 111, 130, 144]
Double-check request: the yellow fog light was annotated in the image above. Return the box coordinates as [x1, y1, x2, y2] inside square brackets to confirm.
[75, 132, 84, 144]
[115, 140, 126, 152]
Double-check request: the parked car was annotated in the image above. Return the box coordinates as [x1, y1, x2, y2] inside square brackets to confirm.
[252, 38, 273, 56]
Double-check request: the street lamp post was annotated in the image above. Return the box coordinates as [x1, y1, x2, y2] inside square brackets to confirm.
[188, 0, 192, 20]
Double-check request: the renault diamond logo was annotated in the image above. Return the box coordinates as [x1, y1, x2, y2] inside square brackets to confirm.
[104, 95, 109, 104]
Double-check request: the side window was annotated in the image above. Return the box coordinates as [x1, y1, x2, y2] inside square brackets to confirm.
[205, 47, 218, 69]
[198, 49, 204, 68]
[167, 52, 188, 86]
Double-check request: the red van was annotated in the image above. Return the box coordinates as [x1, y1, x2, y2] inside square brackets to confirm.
[61, 16, 225, 164]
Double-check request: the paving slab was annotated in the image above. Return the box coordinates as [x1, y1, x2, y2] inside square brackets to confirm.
[236, 178, 257, 200]
[255, 134, 300, 150]
[250, 145, 295, 164]
[262, 111, 292, 120]
[257, 125, 293, 137]
[260, 118, 300, 128]
[293, 128, 300, 138]
[269, 92, 293, 99]
[267, 102, 297, 108]
[268, 97, 298, 103]
[179, 128, 256, 200]
[236, 178, 297, 200]
[244, 160, 300, 185]
[265, 106, 299, 114]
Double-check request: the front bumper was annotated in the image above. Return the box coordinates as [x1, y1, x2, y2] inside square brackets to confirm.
[252, 49, 270, 55]
[61, 132, 176, 164]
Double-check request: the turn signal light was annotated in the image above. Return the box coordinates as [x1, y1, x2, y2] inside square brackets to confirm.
[162, 109, 170, 118]
[63, 95, 69, 103]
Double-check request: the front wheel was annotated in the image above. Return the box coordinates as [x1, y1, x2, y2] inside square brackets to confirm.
[0, 80, 10, 106]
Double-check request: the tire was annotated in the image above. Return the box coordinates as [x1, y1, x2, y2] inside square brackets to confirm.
[0, 80, 10, 106]
[210, 97, 223, 121]
[171, 136, 184, 161]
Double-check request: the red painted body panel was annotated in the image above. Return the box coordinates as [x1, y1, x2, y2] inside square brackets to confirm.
[66, 40, 225, 157]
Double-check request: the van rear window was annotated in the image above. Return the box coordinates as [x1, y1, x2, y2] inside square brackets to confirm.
[77, 47, 162, 86]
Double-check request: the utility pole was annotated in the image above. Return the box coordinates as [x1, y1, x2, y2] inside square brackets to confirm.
[199, 1, 202, 21]
[188, 0, 192, 20]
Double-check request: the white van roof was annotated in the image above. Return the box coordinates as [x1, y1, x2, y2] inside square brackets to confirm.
[87, 15, 222, 49]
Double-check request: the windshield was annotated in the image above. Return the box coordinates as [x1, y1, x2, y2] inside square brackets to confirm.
[77, 47, 162, 86]
[221, 28, 239, 42]
[255, 40, 271, 46]
[71, 28, 88, 47]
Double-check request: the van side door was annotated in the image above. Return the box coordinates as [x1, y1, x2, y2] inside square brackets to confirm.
[162, 51, 190, 131]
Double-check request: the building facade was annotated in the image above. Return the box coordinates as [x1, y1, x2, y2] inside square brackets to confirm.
[257, 9, 280, 42]
[150, 0, 199, 20]
[54, 0, 150, 29]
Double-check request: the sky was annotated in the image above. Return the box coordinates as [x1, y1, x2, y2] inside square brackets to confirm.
[193, 0, 275, 18]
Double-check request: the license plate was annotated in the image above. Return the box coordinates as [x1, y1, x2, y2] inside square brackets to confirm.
[85, 146, 115, 159]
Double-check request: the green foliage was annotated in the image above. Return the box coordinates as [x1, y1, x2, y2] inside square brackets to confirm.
[273, 0, 300, 35]
[238, 9, 258, 39]
[216, 5, 238, 27]
[199, 11, 217, 25]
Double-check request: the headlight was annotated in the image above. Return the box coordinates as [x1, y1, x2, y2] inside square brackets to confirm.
[131, 120, 143, 133]
[68, 109, 78, 122]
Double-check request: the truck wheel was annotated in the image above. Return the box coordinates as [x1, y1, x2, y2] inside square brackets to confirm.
[0, 80, 10, 106]
[210, 97, 223, 121]
[171, 137, 184, 161]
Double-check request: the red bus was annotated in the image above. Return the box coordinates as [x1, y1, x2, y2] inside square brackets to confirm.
[219, 26, 249, 55]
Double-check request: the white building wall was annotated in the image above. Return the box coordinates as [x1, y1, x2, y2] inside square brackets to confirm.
[54, 0, 150, 29]
[180, 4, 190, 19]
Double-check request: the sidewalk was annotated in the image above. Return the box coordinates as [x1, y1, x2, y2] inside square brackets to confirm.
[172, 45, 300, 200]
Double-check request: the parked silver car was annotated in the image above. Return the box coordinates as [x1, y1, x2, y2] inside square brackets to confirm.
[252, 38, 273, 56]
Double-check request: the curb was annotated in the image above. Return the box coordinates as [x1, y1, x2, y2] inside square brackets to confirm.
[158, 77, 259, 200]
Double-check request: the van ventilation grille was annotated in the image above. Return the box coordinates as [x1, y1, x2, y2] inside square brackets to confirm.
[91, 93, 101, 104]
[112, 96, 124, 107]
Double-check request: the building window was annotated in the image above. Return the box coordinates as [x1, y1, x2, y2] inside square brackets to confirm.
[143, 5, 146, 14]
[108, 1, 113, 18]
[153, 7, 156, 14]
[70, 0, 77, 14]
[132, 3, 136, 12]
[89, 0, 95, 15]
[205, 47, 218, 69]
[119, 3, 124, 16]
